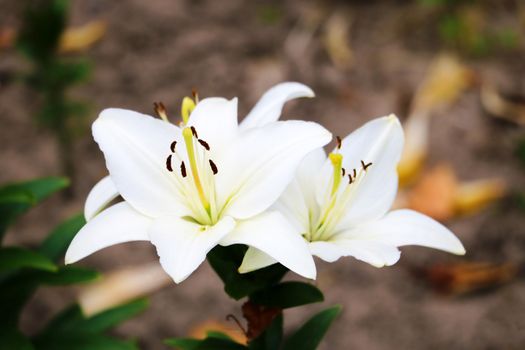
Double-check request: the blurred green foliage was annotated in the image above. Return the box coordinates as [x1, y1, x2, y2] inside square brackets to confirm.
[16, 0, 91, 183]
[0, 178, 147, 349]
[418, 0, 521, 56]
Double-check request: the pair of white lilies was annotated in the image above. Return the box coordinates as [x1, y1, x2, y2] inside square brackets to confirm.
[66, 82, 465, 283]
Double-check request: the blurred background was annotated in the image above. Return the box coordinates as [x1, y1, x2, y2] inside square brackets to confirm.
[1, 0, 524, 349]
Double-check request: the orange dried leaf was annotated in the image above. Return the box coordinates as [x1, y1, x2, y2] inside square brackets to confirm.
[419, 262, 519, 295]
[59, 20, 107, 53]
[0, 27, 15, 49]
[189, 320, 247, 345]
[407, 163, 458, 221]
[454, 178, 506, 215]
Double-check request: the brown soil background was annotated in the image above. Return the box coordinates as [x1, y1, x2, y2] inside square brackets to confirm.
[1, 0, 525, 349]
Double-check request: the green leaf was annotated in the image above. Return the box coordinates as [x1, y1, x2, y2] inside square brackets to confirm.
[35, 266, 99, 285]
[0, 177, 69, 203]
[81, 298, 148, 333]
[282, 306, 342, 350]
[250, 282, 324, 309]
[207, 245, 287, 300]
[0, 177, 68, 240]
[248, 313, 282, 350]
[165, 338, 201, 349]
[165, 336, 247, 350]
[0, 247, 57, 272]
[33, 333, 138, 350]
[43, 304, 85, 332]
[39, 214, 85, 261]
[0, 328, 35, 350]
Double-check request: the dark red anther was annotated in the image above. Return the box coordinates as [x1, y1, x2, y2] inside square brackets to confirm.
[180, 161, 187, 177]
[170, 141, 177, 153]
[190, 126, 198, 138]
[336, 136, 342, 149]
[361, 160, 372, 171]
[166, 155, 173, 172]
[348, 174, 353, 184]
[209, 159, 218, 175]
[341, 168, 346, 177]
[198, 139, 210, 151]
[353, 168, 357, 178]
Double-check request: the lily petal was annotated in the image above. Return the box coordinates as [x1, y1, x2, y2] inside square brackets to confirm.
[240, 82, 315, 130]
[65, 202, 151, 264]
[93, 108, 190, 217]
[318, 115, 404, 228]
[238, 247, 277, 273]
[84, 176, 119, 221]
[309, 240, 401, 267]
[218, 120, 332, 219]
[221, 211, 316, 279]
[345, 209, 466, 255]
[274, 148, 326, 233]
[187, 97, 238, 157]
[149, 216, 235, 283]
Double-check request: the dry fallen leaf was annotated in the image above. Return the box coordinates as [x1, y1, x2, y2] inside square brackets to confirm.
[0, 20, 106, 53]
[407, 163, 458, 221]
[416, 261, 519, 296]
[405, 163, 506, 220]
[323, 12, 353, 71]
[189, 319, 247, 345]
[0, 27, 15, 50]
[454, 179, 507, 216]
[398, 54, 474, 185]
[412, 54, 474, 113]
[78, 263, 171, 316]
[59, 20, 107, 53]
[397, 110, 430, 186]
[480, 83, 525, 126]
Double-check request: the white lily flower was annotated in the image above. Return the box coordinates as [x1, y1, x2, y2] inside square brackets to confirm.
[239, 115, 465, 273]
[66, 82, 331, 283]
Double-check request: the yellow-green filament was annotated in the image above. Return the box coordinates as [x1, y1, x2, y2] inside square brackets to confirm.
[329, 153, 343, 196]
[181, 97, 196, 125]
[182, 127, 210, 212]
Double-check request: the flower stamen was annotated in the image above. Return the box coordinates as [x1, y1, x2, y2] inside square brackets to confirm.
[182, 127, 210, 212]
[209, 159, 218, 174]
[154, 102, 169, 122]
[181, 97, 196, 125]
[166, 154, 173, 172]
[329, 153, 343, 196]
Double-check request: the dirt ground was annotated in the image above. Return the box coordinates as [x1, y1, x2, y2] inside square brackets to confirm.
[1, 0, 525, 349]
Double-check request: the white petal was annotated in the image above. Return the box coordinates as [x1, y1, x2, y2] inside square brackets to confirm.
[346, 209, 466, 255]
[84, 176, 119, 221]
[187, 97, 238, 157]
[221, 211, 316, 279]
[317, 115, 404, 228]
[309, 240, 401, 267]
[65, 202, 151, 264]
[149, 216, 235, 283]
[274, 148, 327, 232]
[218, 120, 332, 219]
[240, 82, 315, 130]
[238, 247, 277, 273]
[93, 108, 190, 217]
